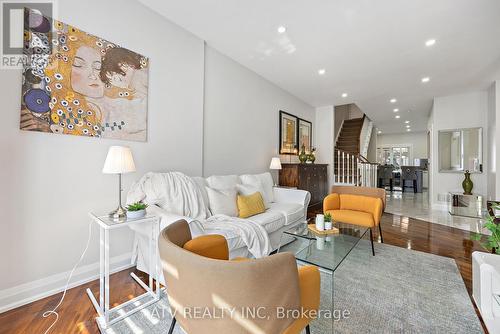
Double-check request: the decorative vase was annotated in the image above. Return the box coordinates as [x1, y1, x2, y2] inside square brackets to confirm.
[307, 153, 316, 163]
[126, 209, 146, 219]
[298, 144, 308, 163]
[462, 170, 473, 195]
[315, 214, 325, 231]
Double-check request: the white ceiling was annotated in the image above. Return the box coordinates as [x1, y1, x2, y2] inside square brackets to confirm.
[139, 0, 500, 134]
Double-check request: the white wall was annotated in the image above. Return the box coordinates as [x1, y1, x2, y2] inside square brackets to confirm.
[496, 81, 500, 199]
[0, 0, 204, 311]
[203, 46, 314, 176]
[430, 91, 488, 206]
[367, 130, 377, 162]
[315, 106, 335, 188]
[377, 131, 428, 160]
[486, 80, 500, 200]
[487, 82, 496, 200]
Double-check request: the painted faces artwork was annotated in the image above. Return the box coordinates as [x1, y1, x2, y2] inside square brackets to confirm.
[71, 46, 105, 98]
[21, 8, 149, 141]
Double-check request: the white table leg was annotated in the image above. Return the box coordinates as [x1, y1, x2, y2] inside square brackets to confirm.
[149, 220, 153, 291]
[99, 226, 104, 312]
[155, 218, 160, 299]
[104, 228, 110, 326]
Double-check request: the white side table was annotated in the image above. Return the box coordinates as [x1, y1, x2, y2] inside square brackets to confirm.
[86, 213, 161, 331]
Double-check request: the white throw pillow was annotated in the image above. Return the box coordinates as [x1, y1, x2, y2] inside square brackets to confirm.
[205, 187, 238, 217]
[236, 183, 270, 209]
[206, 175, 240, 190]
[240, 173, 274, 204]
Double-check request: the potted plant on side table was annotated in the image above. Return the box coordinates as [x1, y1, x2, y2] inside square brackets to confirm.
[126, 201, 148, 219]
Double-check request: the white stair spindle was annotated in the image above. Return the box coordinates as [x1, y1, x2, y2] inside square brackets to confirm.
[352, 155, 355, 185]
[337, 151, 340, 183]
[342, 151, 345, 183]
[347, 153, 351, 183]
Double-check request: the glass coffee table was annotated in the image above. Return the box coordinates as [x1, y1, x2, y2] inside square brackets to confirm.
[277, 217, 370, 331]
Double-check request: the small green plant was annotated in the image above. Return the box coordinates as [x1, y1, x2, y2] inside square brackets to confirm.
[471, 202, 500, 252]
[127, 201, 148, 212]
[324, 213, 332, 222]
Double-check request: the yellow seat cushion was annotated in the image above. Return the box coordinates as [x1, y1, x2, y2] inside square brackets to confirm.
[326, 209, 375, 227]
[237, 192, 266, 218]
[183, 235, 229, 260]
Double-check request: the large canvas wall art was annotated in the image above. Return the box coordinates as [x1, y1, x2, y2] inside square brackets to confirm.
[21, 8, 149, 141]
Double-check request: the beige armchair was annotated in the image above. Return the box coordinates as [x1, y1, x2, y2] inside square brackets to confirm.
[159, 220, 320, 334]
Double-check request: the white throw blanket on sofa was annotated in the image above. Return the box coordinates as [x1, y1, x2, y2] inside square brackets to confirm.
[128, 171, 210, 220]
[203, 215, 271, 258]
[127, 172, 271, 258]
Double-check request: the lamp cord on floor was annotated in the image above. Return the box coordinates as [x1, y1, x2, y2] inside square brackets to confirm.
[42, 220, 93, 334]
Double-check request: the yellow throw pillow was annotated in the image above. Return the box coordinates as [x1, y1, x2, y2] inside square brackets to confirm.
[237, 192, 266, 218]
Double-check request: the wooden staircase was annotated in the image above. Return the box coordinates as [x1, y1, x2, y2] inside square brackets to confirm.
[334, 116, 378, 186]
[335, 117, 364, 154]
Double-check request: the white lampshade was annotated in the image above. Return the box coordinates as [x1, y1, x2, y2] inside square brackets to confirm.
[269, 157, 282, 170]
[102, 146, 136, 174]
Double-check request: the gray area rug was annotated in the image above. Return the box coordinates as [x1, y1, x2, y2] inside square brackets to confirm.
[105, 241, 483, 333]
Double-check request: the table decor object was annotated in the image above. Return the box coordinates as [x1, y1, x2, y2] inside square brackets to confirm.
[102, 146, 136, 220]
[315, 214, 325, 231]
[126, 202, 148, 219]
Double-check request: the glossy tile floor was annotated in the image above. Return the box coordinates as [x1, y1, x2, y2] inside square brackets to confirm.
[385, 190, 488, 234]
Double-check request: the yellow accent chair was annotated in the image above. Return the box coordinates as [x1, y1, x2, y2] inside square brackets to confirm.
[159, 219, 321, 334]
[323, 186, 385, 256]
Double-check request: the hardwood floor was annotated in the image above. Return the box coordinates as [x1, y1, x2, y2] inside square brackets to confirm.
[0, 212, 487, 334]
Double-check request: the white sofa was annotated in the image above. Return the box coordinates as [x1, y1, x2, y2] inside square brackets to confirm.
[472, 251, 500, 333]
[129, 172, 310, 276]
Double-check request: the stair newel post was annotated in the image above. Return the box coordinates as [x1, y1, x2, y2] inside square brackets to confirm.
[355, 156, 358, 185]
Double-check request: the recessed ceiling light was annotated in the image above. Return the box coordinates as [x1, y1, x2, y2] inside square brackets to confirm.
[395, 115, 400, 119]
[277, 26, 287, 34]
[421, 77, 430, 83]
[341, 93, 348, 98]
[390, 98, 397, 103]
[377, 130, 382, 134]
[393, 108, 399, 112]
[425, 39, 436, 47]
[318, 69, 326, 75]
[406, 125, 410, 128]
[407, 128, 411, 132]
[405, 120, 410, 124]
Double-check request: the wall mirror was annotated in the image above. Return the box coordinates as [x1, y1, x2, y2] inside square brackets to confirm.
[438, 127, 483, 173]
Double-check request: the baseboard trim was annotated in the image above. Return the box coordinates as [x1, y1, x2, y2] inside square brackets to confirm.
[0, 252, 134, 314]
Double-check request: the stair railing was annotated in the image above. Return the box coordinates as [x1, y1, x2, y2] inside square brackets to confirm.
[334, 148, 378, 187]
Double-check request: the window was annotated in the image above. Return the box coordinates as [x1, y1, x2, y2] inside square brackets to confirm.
[377, 145, 412, 167]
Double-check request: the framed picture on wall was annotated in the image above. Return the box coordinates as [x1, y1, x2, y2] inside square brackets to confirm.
[298, 118, 312, 152]
[279, 111, 298, 154]
[20, 8, 149, 142]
